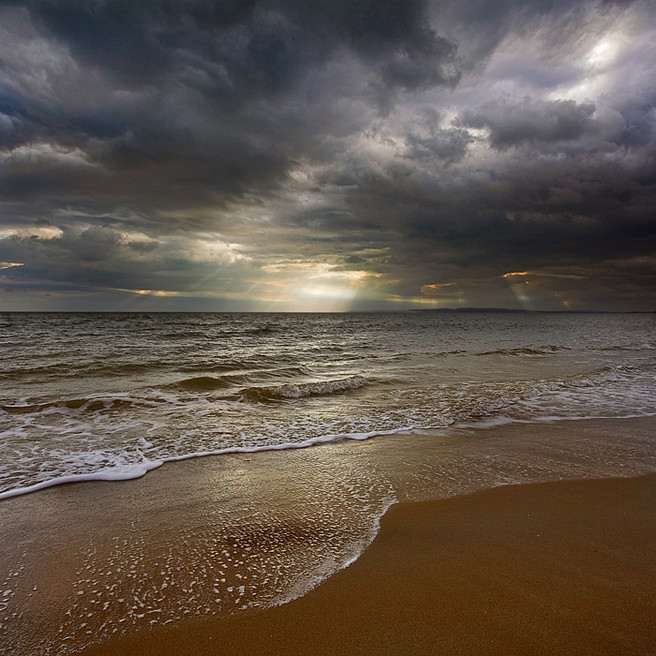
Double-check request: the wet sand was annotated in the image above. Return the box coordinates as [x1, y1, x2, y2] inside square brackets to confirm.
[81, 473, 656, 656]
[2, 417, 655, 655]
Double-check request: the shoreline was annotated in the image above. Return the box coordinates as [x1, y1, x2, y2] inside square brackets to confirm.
[3, 413, 656, 504]
[81, 472, 656, 656]
[1, 416, 655, 655]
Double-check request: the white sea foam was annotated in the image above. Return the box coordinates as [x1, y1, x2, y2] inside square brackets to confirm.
[237, 375, 368, 402]
[0, 426, 415, 500]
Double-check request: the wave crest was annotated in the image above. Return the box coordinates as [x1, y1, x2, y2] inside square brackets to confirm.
[238, 376, 368, 403]
[0, 396, 144, 415]
[171, 374, 251, 391]
[476, 345, 570, 357]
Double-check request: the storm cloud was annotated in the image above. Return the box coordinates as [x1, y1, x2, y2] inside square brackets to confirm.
[1, 0, 655, 311]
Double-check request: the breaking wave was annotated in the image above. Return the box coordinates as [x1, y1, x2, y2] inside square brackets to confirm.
[236, 375, 369, 403]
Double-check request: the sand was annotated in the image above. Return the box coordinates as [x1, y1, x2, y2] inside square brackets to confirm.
[2, 417, 655, 655]
[80, 473, 656, 656]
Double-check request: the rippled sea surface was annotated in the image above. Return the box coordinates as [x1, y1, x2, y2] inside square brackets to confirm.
[2, 311, 655, 498]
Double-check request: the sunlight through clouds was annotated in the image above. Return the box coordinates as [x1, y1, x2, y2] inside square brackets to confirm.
[255, 261, 374, 311]
[0, 0, 654, 311]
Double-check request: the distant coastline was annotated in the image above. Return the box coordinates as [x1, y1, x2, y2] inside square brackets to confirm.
[407, 307, 656, 314]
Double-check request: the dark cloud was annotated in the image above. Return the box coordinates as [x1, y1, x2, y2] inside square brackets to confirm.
[404, 109, 473, 164]
[21, 0, 458, 94]
[0, 0, 458, 219]
[460, 98, 598, 150]
[0, 0, 655, 310]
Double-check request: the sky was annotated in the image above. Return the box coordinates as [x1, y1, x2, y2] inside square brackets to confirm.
[0, 0, 655, 312]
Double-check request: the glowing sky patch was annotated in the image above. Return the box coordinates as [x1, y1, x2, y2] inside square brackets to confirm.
[421, 282, 456, 293]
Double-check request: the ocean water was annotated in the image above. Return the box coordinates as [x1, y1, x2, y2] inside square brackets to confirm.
[1, 312, 656, 655]
[1, 311, 655, 499]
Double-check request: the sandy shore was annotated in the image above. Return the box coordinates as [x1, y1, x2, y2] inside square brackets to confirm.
[2, 417, 655, 655]
[81, 472, 656, 656]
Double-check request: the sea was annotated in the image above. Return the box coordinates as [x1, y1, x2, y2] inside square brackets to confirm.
[1, 311, 655, 500]
[1, 311, 655, 654]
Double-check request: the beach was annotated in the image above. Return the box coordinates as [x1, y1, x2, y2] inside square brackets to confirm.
[2, 417, 655, 656]
[80, 472, 656, 656]
[2, 313, 655, 655]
